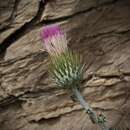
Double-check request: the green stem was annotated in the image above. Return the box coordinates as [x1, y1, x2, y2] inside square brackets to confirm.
[71, 86, 109, 130]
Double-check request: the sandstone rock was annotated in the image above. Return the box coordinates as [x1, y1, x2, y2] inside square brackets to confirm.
[0, 0, 39, 44]
[0, 0, 130, 130]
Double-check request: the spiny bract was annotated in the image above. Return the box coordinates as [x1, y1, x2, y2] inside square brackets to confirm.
[50, 51, 84, 88]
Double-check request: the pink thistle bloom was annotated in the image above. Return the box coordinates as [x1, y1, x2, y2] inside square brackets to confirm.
[40, 24, 68, 57]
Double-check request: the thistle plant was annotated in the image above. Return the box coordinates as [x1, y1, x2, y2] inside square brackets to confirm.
[40, 24, 109, 130]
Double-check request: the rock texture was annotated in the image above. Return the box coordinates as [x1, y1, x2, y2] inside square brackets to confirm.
[0, 0, 130, 130]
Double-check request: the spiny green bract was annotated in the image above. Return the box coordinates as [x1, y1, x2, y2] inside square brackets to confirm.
[49, 51, 84, 88]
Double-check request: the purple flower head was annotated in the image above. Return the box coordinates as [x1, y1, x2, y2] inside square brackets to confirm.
[40, 24, 63, 42]
[40, 24, 68, 56]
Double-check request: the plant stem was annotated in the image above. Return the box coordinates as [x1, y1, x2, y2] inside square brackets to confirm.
[71, 86, 109, 130]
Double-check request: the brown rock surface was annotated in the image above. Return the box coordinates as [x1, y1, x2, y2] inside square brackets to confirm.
[0, 0, 130, 130]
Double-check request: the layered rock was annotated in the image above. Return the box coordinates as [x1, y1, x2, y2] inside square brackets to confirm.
[0, 0, 130, 130]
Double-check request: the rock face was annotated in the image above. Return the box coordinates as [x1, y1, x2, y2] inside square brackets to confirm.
[0, 0, 130, 130]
